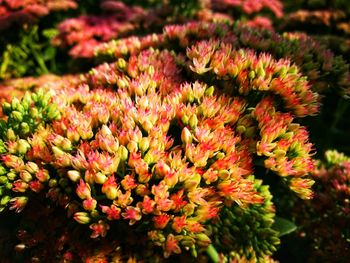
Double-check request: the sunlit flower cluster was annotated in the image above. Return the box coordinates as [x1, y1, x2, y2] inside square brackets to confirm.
[95, 21, 349, 96]
[0, 0, 77, 31]
[0, 18, 323, 262]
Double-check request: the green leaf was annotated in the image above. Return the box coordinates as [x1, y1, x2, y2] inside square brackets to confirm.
[272, 216, 297, 236]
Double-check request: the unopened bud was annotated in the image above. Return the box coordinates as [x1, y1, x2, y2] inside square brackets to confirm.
[2, 102, 11, 115]
[73, 212, 91, 224]
[67, 170, 81, 182]
[7, 129, 16, 141]
[17, 139, 31, 155]
[204, 86, 215, 96]
[20, 122, 30, 135]
[196, 233, 211, 247]
[127, 140, 138, 153]
[118, 145, 128, 162]
[117, 58, 126, 69]
[189, 115, 198, 129]
[181, 127, 192, 144]
[101, 125, 112, 136]
[25, 162, 39, 174]
[19, 170, 32, 183]
[11, 111, 23, 122]
[35, 169, 50, 182]
[0, 195, 11, 206]
[94, 172, 107, 184]
[139, 137, 150, 153]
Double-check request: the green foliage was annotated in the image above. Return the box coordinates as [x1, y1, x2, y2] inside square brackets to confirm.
[0, 26, 58, 80]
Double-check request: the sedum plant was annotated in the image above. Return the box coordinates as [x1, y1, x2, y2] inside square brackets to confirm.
[0, 20, 321, 261]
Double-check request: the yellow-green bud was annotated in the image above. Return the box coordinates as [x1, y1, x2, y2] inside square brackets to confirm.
[11, 111, 23, 122]
[118, 145, 128, 162]
[236, 125, 246, 134]
[204, 85, 215, 96]
[2, 102, 11, 115]
[196, 233, 211, 247]
[139, 137, 150, 153]
[0, 176, 8, 184]
[67, 170, 81, 182]
[7, 172, 17, 181]
[248, 70, 256, 79]
[25, 162, 39, 174]
[181, 127, 192, 144]
[0, 195, 11, 206]
[17, 139, 31, 155]
[117, 58, 126, 69]
[181, 115, 189, 125]
[6, 128, 16, 141]
[127, 140, 138, 153]
[11, 97, 20, 110]
[20, 122, 30, 135]
[94, 172, 107, 184]
[189, 114, 198, 129]
[46, 104, 60, 120]
[73, 212, 91, 224]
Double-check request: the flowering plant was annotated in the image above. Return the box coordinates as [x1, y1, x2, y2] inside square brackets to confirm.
[0, 1, 349, 262]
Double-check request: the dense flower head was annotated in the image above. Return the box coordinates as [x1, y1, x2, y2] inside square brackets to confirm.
[211, 0, 283, 18]
[53, 15, 136, 58]
[0, 18, 322, 261]
[0, 0, 77, 30]
[96, 21, 349, 96]
[289, 150, 350, 262]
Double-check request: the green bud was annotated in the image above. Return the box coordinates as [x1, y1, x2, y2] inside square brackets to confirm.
[118, 145, 128, 162]
[0, 140, 6, 154]
[204, 86, 215, 96]
[48, 179, 58, 188]
[0, 176, 8, 184]
[17, 139, 31, 155]
[2, 102, 11, 115]
[90, 210, 100, 218]
[21, 92, 32, 109]
[0, 195, 11, 206]
[189, 114, 198, 129]
[46, 104, 60, 120]
[16, 104, 24, 114]
[117, 58, 126, 69]
[0, 165, 7, 175]
[11, 98, 20, 110]
[196, 233, 211, 247]
[181, 115, 189, 125]
[6, 128, 16, 141]
[248, 71, 256, 79]
[236, 125, 246, 134]
[29, 107, 40, 119]
[73, 212, 91, 224]
[7, 172, 17, 181]
[139, 137, 150, 153]
[20, 122, 30, 136]
[5, 182, 12, 189]
[257, 67, 266, 78]
[11, 111, 23, 122]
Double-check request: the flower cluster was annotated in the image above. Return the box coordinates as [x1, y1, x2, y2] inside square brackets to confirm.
[95, 21, 350, 96]
[290, 150, 350, 262]
[0, 47, 278, 259]
[53, 13, 138, 58]
[211, 0, 283, 18]
[0, 0, 77, 31]
[210, 177, 280, 262]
